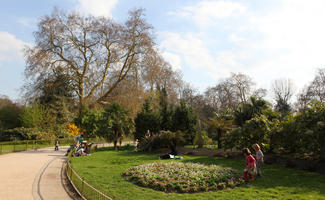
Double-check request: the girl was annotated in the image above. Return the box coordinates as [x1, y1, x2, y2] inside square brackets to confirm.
[253, 144, 264, 177]
[243, 148, 256, 181]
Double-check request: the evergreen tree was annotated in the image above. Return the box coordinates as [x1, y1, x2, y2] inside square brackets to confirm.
[159, 88, 173, 131]
[134, 99, 160, 140]
[172, 99, 197, 144]
[98, 103, 134, 150]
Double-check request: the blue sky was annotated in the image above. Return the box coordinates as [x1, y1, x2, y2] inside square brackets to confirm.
[1, 0, 325, 102]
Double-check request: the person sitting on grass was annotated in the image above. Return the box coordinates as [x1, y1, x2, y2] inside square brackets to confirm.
[253, 143, 264, 177]
[243, 148, 256, 181]
[158, 143, 182, 159]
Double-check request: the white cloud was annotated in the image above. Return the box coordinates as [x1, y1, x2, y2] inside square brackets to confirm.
[0, 32, 30, 66]
[170, 0, 247, 26]
[160, 32, 215, 69]
[160, 51, 182, 70]
[159, 32, 236, 81]
[74, 0, 118, 18]
[244, 0, 325, 92]
[229, 33, 246, 44]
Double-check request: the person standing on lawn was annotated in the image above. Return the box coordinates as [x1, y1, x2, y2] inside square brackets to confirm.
[243, 148, 256, 181]
[253, 143, 264, 177]
[134, 139, 139, 152]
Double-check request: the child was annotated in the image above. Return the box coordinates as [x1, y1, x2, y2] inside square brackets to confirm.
[134, 139, 139, 152]
[253, 144, 264, 177]
[243, 148, 256, 181]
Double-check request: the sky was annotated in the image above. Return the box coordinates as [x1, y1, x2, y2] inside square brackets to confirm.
[1, 0, 325, 101]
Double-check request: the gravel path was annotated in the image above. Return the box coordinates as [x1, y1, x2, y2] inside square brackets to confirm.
[0, 146, 72, 200]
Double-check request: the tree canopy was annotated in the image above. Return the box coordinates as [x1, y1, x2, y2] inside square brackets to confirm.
[24, 8, 154, 112]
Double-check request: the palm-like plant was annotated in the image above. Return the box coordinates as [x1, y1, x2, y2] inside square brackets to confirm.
[99, 103, 134, 150]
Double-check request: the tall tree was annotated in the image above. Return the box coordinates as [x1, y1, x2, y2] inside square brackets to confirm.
[159, 88, 173, 131]
[296, 68, 325, 111]
[206, 111, 233, 149]
[0, 98, 23, 130]
[98, 103, 134, 150]
[134, 99, 161, 139]
[272, 79, 295, 113]
[24, 8, 154, 112]
[229, 73, 255, 103]
[172, 99, 197, 144]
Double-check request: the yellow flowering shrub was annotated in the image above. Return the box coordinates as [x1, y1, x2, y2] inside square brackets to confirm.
[65, 123, 82, 137]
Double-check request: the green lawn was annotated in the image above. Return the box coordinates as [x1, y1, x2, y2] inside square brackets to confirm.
[70, 147, 325, 200]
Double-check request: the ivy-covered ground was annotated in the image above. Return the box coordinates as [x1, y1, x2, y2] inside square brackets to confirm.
[70, 147, 325, 200]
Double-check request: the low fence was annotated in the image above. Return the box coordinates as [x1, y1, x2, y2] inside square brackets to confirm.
[0, 138, 73, 154]
[66, 153, 112, 200]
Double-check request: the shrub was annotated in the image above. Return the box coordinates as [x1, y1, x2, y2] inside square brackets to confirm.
[122, 162, 243, 193]
[194, 130, 212, 148]
[139, 130, 185, 152]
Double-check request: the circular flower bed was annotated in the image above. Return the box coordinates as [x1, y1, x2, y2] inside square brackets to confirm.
[122, 162, 243, 193]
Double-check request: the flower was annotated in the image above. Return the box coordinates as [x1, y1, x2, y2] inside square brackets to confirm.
[122, 161, 242, 193]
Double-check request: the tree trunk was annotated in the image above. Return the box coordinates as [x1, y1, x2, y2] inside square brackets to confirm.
[217, 129, 222, 149]
[114, 130, 118, 150]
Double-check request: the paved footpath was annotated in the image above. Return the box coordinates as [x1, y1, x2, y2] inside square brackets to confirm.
[0, 147, 71, 200]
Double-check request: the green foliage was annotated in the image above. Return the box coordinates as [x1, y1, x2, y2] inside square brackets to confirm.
[194, 130, 211, 148]
[159, 88, 173, 131]
[171, 99, 198, 144]
[38, 69, 74, 105]
[98, 103, 134, 150]
[234, 97, 269, 127]
[47, 97, 74, 137]
[20, 102, 52, 130]
[225, 106, 279, 152]
[139, 130, 185, 152]
[134, 99, 161, 140]
[278, 101, 325, 158]
[0, 103, 23, 130]
[0, 127, 38, 141]
[206, 111, 233, 149]
[274, 97, 292, 114]
[76, 108, 103, 138]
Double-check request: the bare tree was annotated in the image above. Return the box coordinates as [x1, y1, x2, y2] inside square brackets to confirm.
[307, 68, 325, 102]
[229, 73, 255, 103]
[272, 79, 295, 103]
[295, 87, 312, 112]
[295, 68, 325, 111]
[24, 8, 154, 112]
[141, 49, 183, 104]
[272, 79, 295, 113]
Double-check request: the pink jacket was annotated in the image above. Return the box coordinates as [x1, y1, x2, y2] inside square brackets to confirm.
[246, 155, 256, 168]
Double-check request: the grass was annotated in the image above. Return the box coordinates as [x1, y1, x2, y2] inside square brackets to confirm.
[70, 147, 325, 200]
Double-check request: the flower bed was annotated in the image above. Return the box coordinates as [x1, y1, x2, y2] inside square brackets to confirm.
[122, 161, 243, 193]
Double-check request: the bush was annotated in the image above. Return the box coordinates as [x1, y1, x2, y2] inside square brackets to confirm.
[122, 162, 243, 193]
[0, 127, 43, 141]
[194, 131, 212, 148]
[139, 130, 185, 152]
